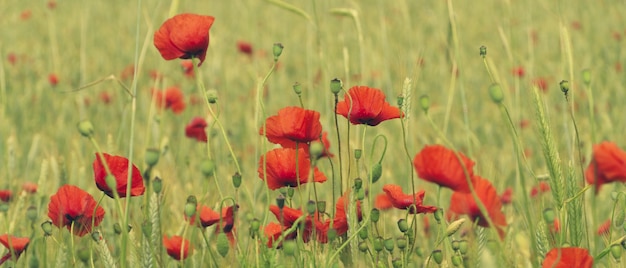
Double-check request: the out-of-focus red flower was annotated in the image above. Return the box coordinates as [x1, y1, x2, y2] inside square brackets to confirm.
[47, 1, 57, 10]
[375, 193, 393, 210]
[542, 247, 593, 268]
[260, 106, 323, 148]
[449, 177, 507, 239]
[120, 64, 135, 80]
[152, 86, 186, 114]
[187, 205, 237, 233]
[48, 73, 59, 86]
[533, 77, 548, 92]
[551, 219, 560, 233]
[585, 142, 626, 193]
[413, 145, 476, 193]
[512, 66, 525, 77]
[571, 21, 582, 30]
[154, 13, 215, 66]
[185, 117, 208, 142]
[20, 10, 31, 20]
[0, 190, 12, 202]
[99, 92, 112, 104]
[500, 188, 513, 205]
[519, 119, 531, 129]
[93, 153, 145, 198]
[47, 185, 105, 237]
[597, 219, 611, 236]
[149, 70, 163, 80]
[7, 53, 17, 66]
[22, 182, 37, 194]
[616, 62, 623, 73]
[181, 60, 195, 78]
[0, 235, 29, 265]
[530, 182, 551, 198]
[163, 235, 192, 260]
[336, 86, 403, 126]
[258, 148, 327, 190]
[613, 31, 622, 41]
[375, 184, 437, 214]
[237, 41, 253, 56]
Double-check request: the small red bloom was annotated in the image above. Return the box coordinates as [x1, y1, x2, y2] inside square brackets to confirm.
[258, 148, 327, 190]
[532, 77, 548, 92]
[22, 182, 37, 194]
[93, 153, 145, 198]
[163, 235, 192, 261]
[542, 247, 593, 268]
[260, 106, 323, 148]
[449, 177, 507, 239]
[499, 188, 513, 205]
[530, 182, 551, 198]
[120, 64, 135, 80]
[551, 219, 560, 233]
[585, 141, 626, 193]
[47, 1, 57, 10]
[7, 53, 17, 66]
[47, 185, 105, 237]
[336, 86, 403, 126]
[519, 119, 531, 129]
[376, 184, 437, 214]
[237, 41, 253, 56]
[154, 13, 215, 66]
[185, 117, 208, 142]
[181, 60, 195, 78]
[20, 10, 31, 20]
[48, 73, 59, 86]
[512, 66, 525, 77]
[187, 205, 237, 233]
[597, 219, 611, 236]
[413, 145, 476, 193]
[152, 86, 186, 114]
[0, 235, 29, 265]
[99, 92, 112, 104]
[0, 190, 12, 202]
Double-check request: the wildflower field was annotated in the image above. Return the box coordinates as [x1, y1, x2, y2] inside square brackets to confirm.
[1, 0, 626, 267]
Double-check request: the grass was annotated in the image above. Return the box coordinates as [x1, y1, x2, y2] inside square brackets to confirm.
[1, 0, 626, 267]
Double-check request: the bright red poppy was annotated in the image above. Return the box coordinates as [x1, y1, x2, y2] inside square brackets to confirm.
[0, 235, 29, 265]
[448, 177, 507, 238]
[269, 205, 326, 244]
[93, 153, 145, 198]
[260, 106, 323, 148]
[375, 184, 437, 214]
[317, 191, 363, 243]
[154, 13, 215, 66]
[152, 86, 186, 114]
[413, 145, 476, 193]
[258, 148, 327, 190]
[163, 235, 192, 260]
[530, 182, 551, 197]
[47, 185, 105, 237]
[187, 205, 237, 232]
[185, 117, 208, 142]
[542, 247, 593, 268]
[585, 141, 626, 193]
[336, 86, 403, 126]
[0, 190, 12, 202]
[237, 41, 253, 56]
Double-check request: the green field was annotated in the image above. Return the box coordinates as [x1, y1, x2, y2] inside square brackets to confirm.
[1, 0, 625, 267]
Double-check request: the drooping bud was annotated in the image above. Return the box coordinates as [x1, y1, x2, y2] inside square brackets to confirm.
[287, 187, 295, 198]
[356, 189, 365, 200]
[559, 80, 570, 95]
[330, 78, 342, 94]
[451, 240, 460, 251]
[489, 83, 504, 104]
[272, 43, 284, 61]
[370, 163, 382, 184]
[446, 218, 466, 237]
[397, 95, 404, 107]
[184, 195, 198, 219]
[26, 206, 38, 222]
[77, 120, 95, 138]
[392, 258, 402, 268]
[458, 240, 469, 254]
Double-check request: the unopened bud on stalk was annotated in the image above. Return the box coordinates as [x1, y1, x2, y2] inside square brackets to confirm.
[216, 232, 230, 257]
[292, 82, 302, 95]
[384, 238, 395, 252]
[77, 248, 90, 263]
[396, 237, 408, 250]
[451, 240, 460, 251]
[356, 188, 365, 200]
[434, 208, 443, 223]
[397, 95, 404, 107]
[77, 120, 95, 138]
[287, 188, 294, 198]
[200, 159, 216, 177]
[582, 69, 591, 86]
[452, 255, 463, 267]
[419, 95, 430, 113]
[359, 227, 368, 239]
[145, 148, 160, 167]
[480, 46, 487, 57]
[397, 219, 409, 233]
[373, 237, 384, 252]
[232, 172, 242, 189]
[370, 163, 382, 184]
[446, 218, 466, 237]
[559, 80, 570, 95]
[432, 250, 443, 264]
[184, 195, 198, 218]
[105, 175, 117, 194]
[354, 149, 362, 160]
[207, 89, 218, 104]
[415, 246, 424, 257]
[371, 209, 380, 223]
[489, 83, 504, 103]
[273, 43, 284, 61]
[153, 177, 162, 194]
[330, 78, 342, 94]
[354, 178, 363, 190]
[41, 220, 53, 236]
[307, 200, 316, 215]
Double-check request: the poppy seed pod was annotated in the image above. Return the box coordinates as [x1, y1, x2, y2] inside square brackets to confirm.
[306, 200, 316, 215]
[358, 241, 368, 252]
[373, 237, 384, 252]
[232, 172, 242, 188]
[327, 228, 337, 242]
[153, 177, 163, 194]
[292, 82, 302, 95]
[330, 78, 342, 94]
[184, 195, 198, 218]
[370, 208, 380, 223]
[216, 232, 229, 257]
[272, 43, 284, 61]
[432, 250, 443, 264]
[397, 219, 409, 233]
[396, 237, 407, 250]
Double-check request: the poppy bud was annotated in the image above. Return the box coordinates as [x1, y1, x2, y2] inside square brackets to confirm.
[434, 208, 443, 223]
[184, 195, 198, 218]
[419, 95, 430, 113]
[415, 246, 424, 257]
[452, 255, 463, 267]
[397, 219, 409, 233]
[276, 195, 285, 209]
[200, 159, 216, 177]
[317, 201, 326, 214]
[283, 240, 296, 255]
[356, 188, 365, 200]
[543, 208, 555, 224]
[396, 237, 407, 250]
[354, 149, 362, 160]
[327, 228, 337, 242]
[451, 240, 460, 251]
[29, 255, 39, 268]
[287, 188, 295, 198]
[292, 82, 302, 95]
[330, 78, 342, 94]
[370, 163, 382, 183]
[77, 120, 95, 138]
[358, 241, 369, 252]
[306, 200, 316, 215]
[359, 227, 368, 239]
[216, 232, 229, 257]
[27, 206, 38, 222]
[145, 148, 160, 167]
[309, 141, 324, 159]
[373, 237, 384, 252]
[91, 231, 102, 242]
[354, 178, 363, 190]
[392, 258, 402, 268]
[582, 69, 591, 86]
[446, 218, 466, 237]
[114, 223, 122, 235]
[272, 43, 284, 61]
[370, 208, 380, 223]
[105, 175, 117, 193]
[153, 177, 163, 194]
[207, 89, 218, 104]
[559, 80, 570, 95]
[432, 250, 443, 264]
[232, 172, 242, 189]
[397, 95, 404, 107]
[489, 83, 504, 104]
[458, 240, 469, 254]
[384, 238, 395, 252]
[611, 244, 622, 260]
[41, 220, 53, 236]
[479, 45, 487, 57]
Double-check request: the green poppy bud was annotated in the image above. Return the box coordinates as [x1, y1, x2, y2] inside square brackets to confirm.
[330, 78, 342, 94]
[216, 232, 230, 257]
[611, 244, 622, 260]
[77, 120, 95, 138]
[272, 43, 284, 61]
[384, 238, 395, 252]
[309, 141, 324, 159]
[26, 206, 38, 222]
[432, 250, 443, 264]
[232, 172, 242, 189]
[200, 159, 216, 177]
[145, 148, 160, 167]
[370, 163, 382, 184]
[392, 258, 402, 268]
[396, 237, 408, 250]
[451, 240, 460, 251]
[397, 219, 409, 233]
[283, 240, 297, 256]
[373, 237, 384, 252]
[41, 220, 53, 236]
[489, 83, 504, 104]
[77, 248, 90, 263]
[459, 240, 469, 254]
[105, 175, 117, 194]
[397, 95, 404, 107]
[370, 209, 380, 223]
[359, 227, 368, 240]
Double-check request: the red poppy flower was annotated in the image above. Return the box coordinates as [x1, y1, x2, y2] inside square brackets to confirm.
[269, 205, 318, 243]
[585, 142, 626, 193]
[258, 148, 327, 190]
[530, 182, 551, 197]
[413, 145, 476, 193]
[512, 66, 525, 77]
[237, 41, 253, 56]
[375, 193, 393, 210]
[185, 117, 208, 142]
[597, 219, 611, 236]
[0, 235, 29, 265]
[99, 92, 112, 104]
[336, 86, 403, 126]
[264, 222, 288, 248]
[375, 184, 437, 214]
[120, 64, 135, 80]
[542, 247, 593, 268]
[7, 53, 17, 66]
[260, 106, 323, 148]
[317, 191, 363, 243]
[154, 13, 215, 66]
[499, 188, 513, 205]
[48, 73, 59, 86]
[0, 190, 12, 202]
[152, 86, 186, 114]
[47, 185, 105, 237]
[20, 10, 31, 20]
[93, 153, 145, 198]
[47, 1, 57, 10]
[187, 205, 237, 232]
[163, 235, 192, 261]
[181, 60, 195, 78]
[22, 182, 37, 194]
[533, 77, 548, 92]
[448, 177, 507, 238]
